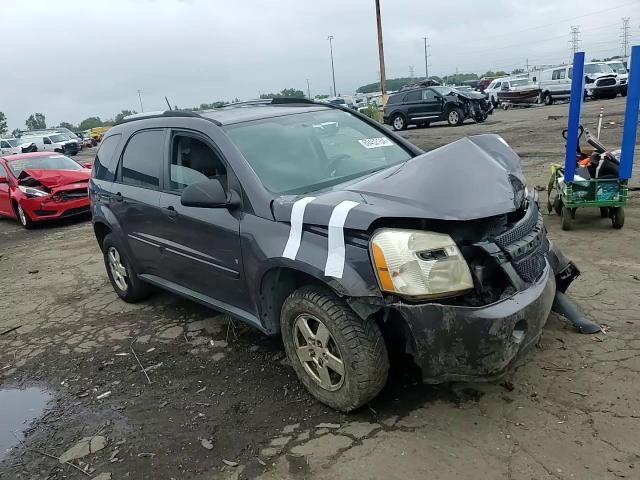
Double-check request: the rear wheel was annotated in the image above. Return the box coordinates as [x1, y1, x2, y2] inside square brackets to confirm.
[281, 286, 389, 412]
[543, 92, 553, 105]
[391, 114, 406, 131]
[611, 207, 624, 229]
[553, 196, 563, 216]
[447, 107, 464, 126]
[102, 233, 152, 302]
[599, 207, 609, 218]
[561, 205, 572, 230]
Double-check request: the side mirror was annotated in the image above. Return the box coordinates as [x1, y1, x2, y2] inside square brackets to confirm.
[181, 178, 237, 209]
[0, 176, 7, 184]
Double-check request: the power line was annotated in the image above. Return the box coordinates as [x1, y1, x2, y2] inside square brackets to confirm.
[621, 17, 631, 57]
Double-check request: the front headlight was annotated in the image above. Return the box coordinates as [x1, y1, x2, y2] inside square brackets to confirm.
[370, 229, 474, 299]
[18, 185, 49, 197]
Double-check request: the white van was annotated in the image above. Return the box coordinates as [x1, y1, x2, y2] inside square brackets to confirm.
[538, 62, 620, 105]
[18, 133, 79, 155]
[484, 77, 509, 106]
[0, 138, 22, 155]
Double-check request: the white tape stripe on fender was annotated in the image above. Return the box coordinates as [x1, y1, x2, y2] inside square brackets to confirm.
[325, 200, 360, 278]
[282, 197, 316, 260]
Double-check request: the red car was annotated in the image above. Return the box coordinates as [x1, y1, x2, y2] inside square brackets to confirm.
[0, 152, 92, 229]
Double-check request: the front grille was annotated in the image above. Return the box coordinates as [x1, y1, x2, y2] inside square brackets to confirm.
[596, 77, 616, 87]
[59, 188, 88, 201]
[494, 203, 547, 283]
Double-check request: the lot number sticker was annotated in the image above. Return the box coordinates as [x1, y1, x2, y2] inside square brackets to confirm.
[358, 137, 394, 149]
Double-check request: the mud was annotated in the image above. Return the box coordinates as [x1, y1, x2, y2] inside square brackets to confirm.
[1, 96, 639, 479]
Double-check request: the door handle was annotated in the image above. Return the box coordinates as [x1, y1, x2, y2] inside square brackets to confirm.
[164, 205, 177, 218]
[113, 192, 123, 203]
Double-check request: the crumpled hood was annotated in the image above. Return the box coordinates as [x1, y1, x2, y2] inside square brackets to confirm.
[19, 168, 90, 188]
[272, 134, 526, 230]
[450, 90, 486, 100]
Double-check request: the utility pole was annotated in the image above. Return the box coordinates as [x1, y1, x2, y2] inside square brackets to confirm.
[137, 89, 144, 112]
[525, 58, 529, 73]
[327, 35, 337, 97]
[569, 26, 581, 58]
[423, 37, 430, 79]
[306, 78, 311, 99]
[409, 65, 415, 79]
[621, 17, 631, 58]
[374, 0, 387, 105]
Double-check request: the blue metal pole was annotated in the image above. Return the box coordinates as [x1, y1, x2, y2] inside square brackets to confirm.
[619, 45, 640, 180]
[564, 52, 585, 183]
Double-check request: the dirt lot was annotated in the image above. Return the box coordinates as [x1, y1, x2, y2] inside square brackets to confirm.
[1, 97, 639, 480]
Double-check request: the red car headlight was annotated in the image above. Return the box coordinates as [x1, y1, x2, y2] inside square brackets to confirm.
[18, 185, 49, 198]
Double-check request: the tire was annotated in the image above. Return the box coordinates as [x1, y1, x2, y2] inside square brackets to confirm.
[281, 286, 389, 412]
[561, 205, 572, 230]
[621, 86, 627, 97]
[446, 107, 464, 126]
[102, 233, 152, 302]
[491, 96, 498, 108]
[391, 114, 406, 131]
[15, 202, 35, 229]
[599, 207, 609, 218]
[553, 196, 562, 216]
[611, 207, 624, 229]
[543, 93, 553, 106]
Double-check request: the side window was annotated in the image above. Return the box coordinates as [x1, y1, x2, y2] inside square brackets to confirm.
[559, 69, 566, 79]
[552, 70, 561, 80]
[120, 130, 163, 189]
[169, 134, 227, 192]
[422, 89, 438, 101]
[43, 137, 51, 145]
[404, 90, 422, 102]
[0, 141, 9, 148]
[92, 134, 121, 181]
[494, 82, 501, 90]
[568, 67, 573, 79]
[0, 164, 8, 178]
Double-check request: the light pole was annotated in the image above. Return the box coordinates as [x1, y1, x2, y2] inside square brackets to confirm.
[423, 37, 430, 79]
[327, 35, 337, 97]
[137, 89, 144, 112]
[374, 0, 387, 105]
[306, 78, 311, 99]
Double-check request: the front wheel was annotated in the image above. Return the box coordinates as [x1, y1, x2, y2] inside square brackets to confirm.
[543, 93, 553, 106]
[15, 202, 35, 229]
[281, 286, 389, 412]
[447, 107, 464, 126]
[561, 205, 573, 230]
[611, 207, 624, 229]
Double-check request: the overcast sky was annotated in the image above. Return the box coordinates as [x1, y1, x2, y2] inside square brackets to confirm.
[1, 0, 638, 130]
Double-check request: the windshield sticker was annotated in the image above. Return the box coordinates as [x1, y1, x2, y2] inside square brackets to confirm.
[358, 137, 394, 149]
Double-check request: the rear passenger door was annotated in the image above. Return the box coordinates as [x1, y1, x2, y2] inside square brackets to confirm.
[156, 130, 245, 310]
[110, 129, 168, 276]
[403, 90, 426, 121]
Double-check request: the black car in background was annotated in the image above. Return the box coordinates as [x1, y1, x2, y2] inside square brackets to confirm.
[383, 86, 493, 130]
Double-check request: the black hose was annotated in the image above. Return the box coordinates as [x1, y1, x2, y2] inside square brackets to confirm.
[552, 291, 601, 334]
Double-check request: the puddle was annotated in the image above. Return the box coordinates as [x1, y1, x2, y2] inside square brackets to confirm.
[0, 387, 51, 459]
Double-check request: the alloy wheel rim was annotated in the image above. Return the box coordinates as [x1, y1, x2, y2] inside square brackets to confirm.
[449, 111, 459, 123]
[292, 314, 345, 391]
[393, 117, 404, 129]
[107, 246, 128, 291]
[17, 204, 27, 226]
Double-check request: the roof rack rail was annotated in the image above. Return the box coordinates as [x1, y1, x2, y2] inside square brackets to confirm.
[114, 110, 219, 126]
[270, 97, 317, 105]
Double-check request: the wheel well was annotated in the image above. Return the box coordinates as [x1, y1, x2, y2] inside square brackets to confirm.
[93, 222, 112, 250]
[259, 267, 335, 335]
[10, 199, 19, 216]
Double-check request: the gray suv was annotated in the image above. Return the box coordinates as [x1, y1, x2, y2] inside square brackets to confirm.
[89, 99, 579, 412]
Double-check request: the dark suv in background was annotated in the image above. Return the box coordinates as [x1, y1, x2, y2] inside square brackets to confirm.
[89, 99, 576, 412]
[383, 86, 493, 130]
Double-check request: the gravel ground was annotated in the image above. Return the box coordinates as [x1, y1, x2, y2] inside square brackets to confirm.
[1, 96, 639, 480]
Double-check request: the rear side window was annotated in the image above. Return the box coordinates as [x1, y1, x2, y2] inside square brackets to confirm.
[404, 90, 422, 102]
[92, 134, 121, 181]
[120, 130, 164, 189]
[387, 94, 402, 105]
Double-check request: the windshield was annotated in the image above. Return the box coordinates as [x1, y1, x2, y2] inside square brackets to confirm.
[511, 79, 530, 87]
[6, 139, 18, 147]
[431, 86, 454, 95]
[49, 133, 69, 143]
[608, 62, 627, 73]
[225, 109, 412, 194]
[584, 63, 613, 74]
[7, 154, 82, 177]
